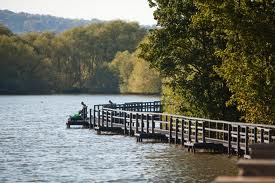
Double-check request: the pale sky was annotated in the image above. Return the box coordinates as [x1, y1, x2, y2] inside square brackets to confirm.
[0, 0, 156, 25]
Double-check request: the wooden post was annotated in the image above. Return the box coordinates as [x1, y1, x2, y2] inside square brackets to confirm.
[202, 121, 206, 143]
[152, 115, 155, 134]
[124, 112, 127, 135]
[111, 111, 113, 128]
[181, 119, 185, 145]
[228, 124, 232, 155]
[141, 114, 144, 133]
[93, 107, 96, 128]
[146, 114, 149, 133]
[254, 127, 257, 143]
[102, 110, 105, 127]
[245, 126, 249, 155]
[195, 120, 198, 143]
[129, 113, 133, 136]
[119, 111, 122, 124]
[237, 125, 240, 156]
[98, 110, 101, 127]
[169, 117, 173, 143]
[135, 113, 139, 134]
[160, 114, 163, 129]
[89, 109, 92, 129]
[216, 122, 218, 139]
[106, 110, 109, 128]
[188, 120, 192, 142]
[165, 115, 168, 130]
[223, 123, 225, 141]
[261, 128, 264, 143]
[175, 118, 179, 144]
[268, 129, 272, 143]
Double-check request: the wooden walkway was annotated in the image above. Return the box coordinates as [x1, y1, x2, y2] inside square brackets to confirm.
[83, 101, 275, 156]
[66, 119, 90, 128]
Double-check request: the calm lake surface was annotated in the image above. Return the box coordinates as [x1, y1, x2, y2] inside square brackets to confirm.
[0, 95, 238, 183]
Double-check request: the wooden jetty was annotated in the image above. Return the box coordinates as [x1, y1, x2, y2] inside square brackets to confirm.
[135, 133, 168, 142]
[69, 100, 275, 156]
[66, 119, 90, 128]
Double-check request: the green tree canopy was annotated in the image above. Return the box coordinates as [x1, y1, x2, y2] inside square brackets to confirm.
[140, 0, 239, 120]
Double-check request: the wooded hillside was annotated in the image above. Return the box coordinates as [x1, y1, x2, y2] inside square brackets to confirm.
[0, 10, 99, 33]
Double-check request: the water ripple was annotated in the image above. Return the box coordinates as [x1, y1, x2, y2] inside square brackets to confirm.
[0, 95, 237, 183]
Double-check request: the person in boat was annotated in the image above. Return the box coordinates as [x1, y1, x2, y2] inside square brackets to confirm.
[80, 101, 88, 119]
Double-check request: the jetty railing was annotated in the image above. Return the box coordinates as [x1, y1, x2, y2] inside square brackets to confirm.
[91, 101, 162, 132]
[91, 103, 275, 156]
[93, 101, 161, 112]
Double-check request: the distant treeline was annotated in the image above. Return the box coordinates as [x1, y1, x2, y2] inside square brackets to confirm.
[0, 21, 161, 95]
[0, 10, 98, 34]
[139, 0, 274, 124]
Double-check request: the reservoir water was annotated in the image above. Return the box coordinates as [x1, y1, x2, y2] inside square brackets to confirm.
[0, 95, 238, 182]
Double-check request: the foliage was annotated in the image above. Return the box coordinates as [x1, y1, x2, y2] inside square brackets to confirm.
[140, 0, 274, 124]
[110, 50, 162, 94]
[0, 21, 156, 94]
[128, 55, 161, 94]
[140, 0, 240, 121]
[87, 63, 119, 93]
[0, 33, 51, 94]
[110, 51, 135, 92]
[194, 0, 275, 124]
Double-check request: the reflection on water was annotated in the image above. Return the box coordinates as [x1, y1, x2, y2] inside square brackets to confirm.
[0, 95, 237, 182]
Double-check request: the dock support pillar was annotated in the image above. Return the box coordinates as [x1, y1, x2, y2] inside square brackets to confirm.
[188, 120, 192, 142]
[159, 114, 162, 129]
[175, 118, 179, 144]
[165, 115, 168, 131]
[89, 109, 92, 129]
[129, 113, 133, 136]
[254, 127, 257, 143]
[124, 112, 127, 135]
[152, 115, 155, 134]
[228, 124, 232, 155]
[106, 110, 109, 128]
[141, 114, 144, 134]
[93, 107, 96, 128]
[169, 117, 173, 143]
[181, 119, 185, 145]
[98, 110, 101, 127]
[135, 113, 139, 134]
[202, 121, 206, 143]
[102, 110, 105, 127]
[195, 120, 198, 143]
[237, 125, 241, 156]
[260, 128, 264, 143]
[111, 111, 114, 128]
[146, 114, 149, 133]
[245, 126, 249, 155]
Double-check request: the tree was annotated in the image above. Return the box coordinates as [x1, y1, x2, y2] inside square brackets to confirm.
[140, 0, 239, 120]
[194, 0, 275, 124]
[110, 51, 135, 92]
[128, 56, 161, 94]
[87, 63, 119, 93]
[0, 21, 151, 94]
[0, 29, 52, 93]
